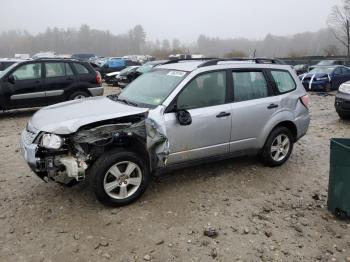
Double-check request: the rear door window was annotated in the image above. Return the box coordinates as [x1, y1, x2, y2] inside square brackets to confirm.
[45, 63, 65, 78]
[74, 63, 89, 74]
[65, 63, 74, 76]
[232, 71, 268, 102]
[270, 70, 296, 93]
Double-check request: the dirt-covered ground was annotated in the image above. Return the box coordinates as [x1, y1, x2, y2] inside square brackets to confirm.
[0, 86, 350, 262]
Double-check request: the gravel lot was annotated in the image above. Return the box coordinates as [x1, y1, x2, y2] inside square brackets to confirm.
[0, 86, 350, 262]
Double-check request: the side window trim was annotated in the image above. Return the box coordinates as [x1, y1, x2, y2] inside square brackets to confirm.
[165, 69, 229, 112]
[11, 62, 43, 81]
[44, 62, 66, 78]
[231, 69, 274, 103]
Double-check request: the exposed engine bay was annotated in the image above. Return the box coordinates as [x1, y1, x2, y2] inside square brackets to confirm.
[33, 111, 169, 185]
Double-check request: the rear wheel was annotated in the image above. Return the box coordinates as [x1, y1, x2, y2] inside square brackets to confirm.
[261, 127, 294, 167]
[90, 149, 150, 206]
[69, 91, 90, 100]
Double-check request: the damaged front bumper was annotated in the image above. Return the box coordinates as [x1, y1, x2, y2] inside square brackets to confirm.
[20, 129, 86, 183]
[20, 106, 170, 184]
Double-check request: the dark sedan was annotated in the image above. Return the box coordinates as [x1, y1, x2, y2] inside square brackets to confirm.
[117, 60, 168, 87]
[299, 65, 350, 92]
[335, 81, 350, 119]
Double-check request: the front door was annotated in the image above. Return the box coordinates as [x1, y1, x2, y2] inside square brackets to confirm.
[164, 71, 232, 164]
[9, 62, 46, 108]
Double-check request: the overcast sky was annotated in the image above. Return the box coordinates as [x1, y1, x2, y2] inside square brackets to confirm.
[0, 0, 342, 42]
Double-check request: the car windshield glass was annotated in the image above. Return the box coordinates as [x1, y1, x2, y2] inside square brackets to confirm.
[0, 63, 18, 78]
[120, 66, 136, 74]
[309, 67, 335, 74]
[117, 69, 187, 107]
[317, 61, 336, 66]
[136, 63, 154, 73]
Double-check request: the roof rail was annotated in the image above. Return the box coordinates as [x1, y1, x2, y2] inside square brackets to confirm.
[33, 57, 77, 61]
[197, 57, 286, 68]
[160, 57, 218, 66]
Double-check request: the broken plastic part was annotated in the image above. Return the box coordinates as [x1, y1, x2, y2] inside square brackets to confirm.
[59, 156, 85, 181]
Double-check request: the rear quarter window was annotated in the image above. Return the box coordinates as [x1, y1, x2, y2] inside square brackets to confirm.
[73, 63, 90, 74]
[270, 70, 296, 93]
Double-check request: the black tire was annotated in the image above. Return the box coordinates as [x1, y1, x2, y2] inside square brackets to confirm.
[68, 90, 90, 100]
[324, 83, 331, 93]
[90, 149, 150, 207]
[261, 127, 294, 167]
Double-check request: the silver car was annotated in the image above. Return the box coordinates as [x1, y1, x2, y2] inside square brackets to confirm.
[21, 59, 310, 206]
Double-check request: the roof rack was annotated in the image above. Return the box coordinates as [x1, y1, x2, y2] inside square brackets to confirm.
[33, 57, 78, 61]
[197, 58, 286, 68]
[160, 57, 218, 66]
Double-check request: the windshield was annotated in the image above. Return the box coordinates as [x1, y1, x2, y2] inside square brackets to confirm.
[317, 60, 336, 66]
[120, 66, 136, 74]
[0, 63, 18, 78]
[117, 69, 187, 107]
[136, 63, 155, 74]
[309, 67, 335, 74]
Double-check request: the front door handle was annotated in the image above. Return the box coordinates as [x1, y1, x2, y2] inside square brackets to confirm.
[267, 103, 278, 109]
[216, 112, 231, 118]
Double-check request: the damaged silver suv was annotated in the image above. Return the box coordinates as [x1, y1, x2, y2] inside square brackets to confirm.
[21, 59, 310, 206]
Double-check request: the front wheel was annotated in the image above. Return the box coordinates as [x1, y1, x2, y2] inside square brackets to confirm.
[261, 127, 294, 167]
[90, 149, 150, 206]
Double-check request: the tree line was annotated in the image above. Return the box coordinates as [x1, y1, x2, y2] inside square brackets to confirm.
[0, 24, 346, 59]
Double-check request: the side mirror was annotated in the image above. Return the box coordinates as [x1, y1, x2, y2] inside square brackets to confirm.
[8, 75, 15, 84]
[176, 109, 192, 126]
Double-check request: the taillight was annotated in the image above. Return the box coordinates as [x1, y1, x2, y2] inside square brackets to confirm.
[96, 71, 102, 86]
[300, 94, 310, 109]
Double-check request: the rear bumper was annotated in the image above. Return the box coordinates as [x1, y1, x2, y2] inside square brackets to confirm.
[295, 114, 310, 140]
[335, 92, 350, 115]
[88, 86, 104, 96]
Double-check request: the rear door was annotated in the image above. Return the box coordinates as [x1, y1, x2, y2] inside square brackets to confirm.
[72, 62, 93, 84]
[8, 62, 46, 108]
[43, 62, 77, 104]
[229, 69, 278, 152]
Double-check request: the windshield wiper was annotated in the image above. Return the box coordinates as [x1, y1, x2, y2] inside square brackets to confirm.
[119, 98, 138, 107]
[109, 95, 138, 107]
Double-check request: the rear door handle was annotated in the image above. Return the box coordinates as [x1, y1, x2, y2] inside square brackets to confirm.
[216, 112, 231, 118]
[267, 104, 278, 109]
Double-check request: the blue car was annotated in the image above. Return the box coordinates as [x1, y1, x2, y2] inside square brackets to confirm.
[299, 65, 350, 92]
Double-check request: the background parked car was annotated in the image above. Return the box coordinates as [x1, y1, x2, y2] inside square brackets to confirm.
[117, 60, 168, 84]
[299, 65, 350, 92]
[115, 65, 140, 87]
[294, 64, 309, 75]
[0, 58, 103, 110]
[0, 58, 24, 71]
[316, 60, 347, 66]
[100, 58, 140, 78]
[335, 81, 350, 119]
[71, 53, 96, 61]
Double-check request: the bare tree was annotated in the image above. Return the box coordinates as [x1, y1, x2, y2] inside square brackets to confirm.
[328, 0, 350, 56]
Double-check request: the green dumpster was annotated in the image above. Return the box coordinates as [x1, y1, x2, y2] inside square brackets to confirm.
[328, 138, 350, 217]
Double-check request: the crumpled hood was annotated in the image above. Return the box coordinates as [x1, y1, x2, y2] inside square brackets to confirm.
[30, 96, 149, 134]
